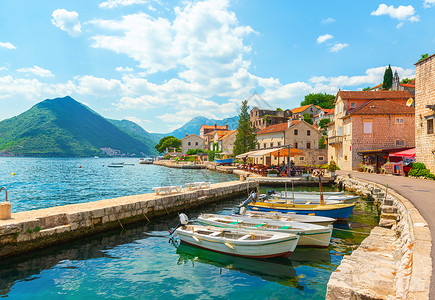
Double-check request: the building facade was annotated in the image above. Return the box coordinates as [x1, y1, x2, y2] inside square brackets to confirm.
[181, 134, 205, 154]
[291, 104, 323, 120]
[218, 130, 237, 154]
[415, 54, 435, 173]
[199, 124, 229, 138]
[250, 107, 292, 131]
[328, 91, 415, 171]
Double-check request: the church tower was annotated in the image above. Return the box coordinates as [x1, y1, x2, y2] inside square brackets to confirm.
[391, 70, 400, 91]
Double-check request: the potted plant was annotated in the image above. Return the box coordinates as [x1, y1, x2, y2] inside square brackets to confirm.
[268, 169, 278, 177]
[327, 160, 339, 176]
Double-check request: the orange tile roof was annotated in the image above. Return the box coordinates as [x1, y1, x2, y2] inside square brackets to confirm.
[257, 122, 288, 135]
[345, 100, 414, 117]
[181, 134, 204, 140]
[400, 83, 415, 88]
[218, 130, 237, 140]
[337, 90, 414, 100]
[323, 108, 335, 114]
[200, 124, 228, 130]
[291, 104, 321, 114]
[367, 84, 383, 91]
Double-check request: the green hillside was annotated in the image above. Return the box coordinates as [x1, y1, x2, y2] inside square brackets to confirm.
[0, 96, 155, 157]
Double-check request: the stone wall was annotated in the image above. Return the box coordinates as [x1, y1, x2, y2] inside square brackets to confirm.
[0, 181, 254, 259]
[326, 175, 431, 299]
[415, 54, 435, 174]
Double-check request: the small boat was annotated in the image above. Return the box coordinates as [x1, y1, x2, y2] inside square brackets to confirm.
[198, 213, 332, 247]
[237, 210, 336, 226]
[215, 158, 234, 165]
[139, 158, 154, 164]
[173, 214, 299, 258]
[111, 162, 125, 165]
[264, 197, 342, 206]
[268, 192, 359, 204]
[248, 201, 356, 221]
[108, 164, 123, 168]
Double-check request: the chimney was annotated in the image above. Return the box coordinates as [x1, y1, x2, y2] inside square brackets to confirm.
[186, 133, 188, 137]
[225, 124, 228, 129]
[214, 124, 217, 128]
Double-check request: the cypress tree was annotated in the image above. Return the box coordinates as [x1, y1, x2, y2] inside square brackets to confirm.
[382, 65, 393, 90]
[233, 100, 257, 156]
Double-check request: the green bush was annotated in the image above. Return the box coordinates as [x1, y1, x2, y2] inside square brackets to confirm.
[186, 148, 205, 155]
[327, 160, 339, 172]
[408, 162, 435, 179]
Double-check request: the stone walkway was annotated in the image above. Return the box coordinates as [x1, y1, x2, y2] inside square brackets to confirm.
[337, 170, 435, 299]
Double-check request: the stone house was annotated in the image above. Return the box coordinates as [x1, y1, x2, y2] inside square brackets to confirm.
[181, 134, 205, 154]
[291, 104, 323, 120]
[313, 108, 335, 125]
[415, 53, 435, 173]
[205, 130, 231, 151]
[250, 107, 292, 131]
[217, 130, 237, 154]
[328, 90, 415, 171]
[199, 124, 229, 138]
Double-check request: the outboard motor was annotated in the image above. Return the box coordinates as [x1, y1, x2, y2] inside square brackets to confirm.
[179, 213, 189, 225]
[239, 206, 247, 215]
[234, 191, 257, 214]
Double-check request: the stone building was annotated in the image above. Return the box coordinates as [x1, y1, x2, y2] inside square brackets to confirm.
[368, 71, 415, 96]
[199, 124, 229, 138]
[291, 104, 323, 120]
[250, 107, 292, 131]
[218, 130, 237, 154]
[328, 90, 415, 171]
[181, 134, 205, 154]
[415, 53, 435, 173]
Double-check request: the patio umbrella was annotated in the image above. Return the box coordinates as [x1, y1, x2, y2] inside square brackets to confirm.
[389, 148, 415, 158]
[271, 148, 303, 157]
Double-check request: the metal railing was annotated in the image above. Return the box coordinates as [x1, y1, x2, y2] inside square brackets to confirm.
[0, 187, 7, 202]
[328, 135, 343, 145]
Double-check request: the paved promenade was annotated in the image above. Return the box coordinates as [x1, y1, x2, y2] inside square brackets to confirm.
[337, 170, 435, 298]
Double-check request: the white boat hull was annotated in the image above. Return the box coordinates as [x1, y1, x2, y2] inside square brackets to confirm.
[241, 211, 335, 226]
[176, 225, 299, 258]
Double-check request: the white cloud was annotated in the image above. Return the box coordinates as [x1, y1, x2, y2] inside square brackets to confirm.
[321, 17, 335, 24]
[17, 66, 54, 78]
[74, 75, 122, 96]
[115, 66, 134, 72]
[371, 4, 419, 24]
[0, 67, 7, 71]
[0, 42, 16, 50]
[317, 34, 333, 44]
[99, 0, 149, 9]
[329, 43, 348, 52]
[51, 9, 81, 37]
[424, 0, 435, 8]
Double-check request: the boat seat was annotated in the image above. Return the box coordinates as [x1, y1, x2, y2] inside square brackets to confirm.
[253, 223, 265, 228]
[210, 231, 222, 237]
[239, 234, 252, 240]
[280, 225, 291, 230]
[229, 221, 239, 225]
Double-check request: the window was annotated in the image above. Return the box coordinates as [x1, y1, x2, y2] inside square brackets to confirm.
[396, 118, 404, 124]
[396, 140, 405, 146]
[307, 130, 311, 136]
[294, 142, 298, 149]
[195, 142, 198, 146]
[294, 129, 298, 135]
[346, 123, 351, 135]
[263, 143, 266, 148]
[257, 144, 260, 149]
[350, 102, 356, 108]
[428, 119, 434, 134]
[188, 142, 191, 146]
[270, 142, 274, 147]
[363, 121, 372, 134]
[344, 156, 348, 160]
[307, 142, 311, 149]
[318, 156, 324, 161]
[277, 142, 281, 146]
[299, 156, 305, 161]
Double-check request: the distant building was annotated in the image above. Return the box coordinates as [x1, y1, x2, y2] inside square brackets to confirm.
[181, 134, 205, 154]
[313, 108, 335, 125]
[199, 124, 229, 138]
[368, 71, 415, 96]
[217, 130, 237, 154]
[250, 107, 292, 131]
[415, 53, 435, 174]
[291, 104, 323, 120]
[327, 90, 415, 171]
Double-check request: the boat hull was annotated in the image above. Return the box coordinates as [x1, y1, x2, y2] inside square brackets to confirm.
[241, 211, 336, 226]
[215, 158, 234, 164]
[176, 226, 298, 258]
[248, 202, 356, 220]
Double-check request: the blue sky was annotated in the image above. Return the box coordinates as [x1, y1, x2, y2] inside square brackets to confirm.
[0, 0, 434, 133]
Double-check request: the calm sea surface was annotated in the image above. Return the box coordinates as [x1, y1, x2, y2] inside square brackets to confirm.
[0, 157, 380, 299]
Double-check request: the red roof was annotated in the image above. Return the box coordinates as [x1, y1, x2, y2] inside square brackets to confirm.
[337, 90, 414, 100]
[345, 100, 414, 117]
[257, 122, 288, 135]
[291, 104, 321, 114]
[400, 83, 415, 88]
[200, 124, 228, 130]
[367, 84, 383, 91]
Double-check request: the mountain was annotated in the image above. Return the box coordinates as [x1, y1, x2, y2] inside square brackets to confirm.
[0, 96, 156, 157]
[168, 116, 239, 139]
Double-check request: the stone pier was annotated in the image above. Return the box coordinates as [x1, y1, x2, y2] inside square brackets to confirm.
[0, 181, 254, 259]
[326, 175, 431, 299]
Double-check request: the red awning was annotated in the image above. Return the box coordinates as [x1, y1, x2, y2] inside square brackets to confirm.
[389, 148, 415, 158]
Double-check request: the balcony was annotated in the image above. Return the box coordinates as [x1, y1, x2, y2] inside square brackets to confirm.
[328, 135, 343, 146]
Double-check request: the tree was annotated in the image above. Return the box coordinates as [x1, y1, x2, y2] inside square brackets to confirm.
[418, 53, 429, 63]
[400, 78, 413, 84]
[318, 118, 331, 129]
[362, 86, 371, 91]
[319, 136, 326, 149]
[303, 113, 313, 125]
[382, 65, 393, 90]
[300, 93, 335, 109]
[155, 136, 181, 154]
[233, 100, 257, 156]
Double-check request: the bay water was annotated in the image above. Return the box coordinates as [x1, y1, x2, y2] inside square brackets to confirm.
[0, 158, 379, 299]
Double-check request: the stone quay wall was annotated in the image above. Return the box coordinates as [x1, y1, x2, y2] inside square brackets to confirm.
[326, 175, 431, 299]
[153, 160, 206, 169]
[0, 181, 254, 259]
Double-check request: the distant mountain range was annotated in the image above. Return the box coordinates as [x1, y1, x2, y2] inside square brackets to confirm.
[0, 96, 239, 157]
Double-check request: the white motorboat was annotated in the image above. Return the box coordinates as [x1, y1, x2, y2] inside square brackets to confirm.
[175, 214, 299, 258]
[198, 213, 332, 248]
[237, 210, 336, 226]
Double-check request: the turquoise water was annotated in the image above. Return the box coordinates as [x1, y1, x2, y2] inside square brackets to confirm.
[0, 157, 236, 213]
[0, 158, 379, 299]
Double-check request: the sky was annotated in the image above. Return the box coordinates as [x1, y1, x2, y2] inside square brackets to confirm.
[0, 0, 434, 133]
